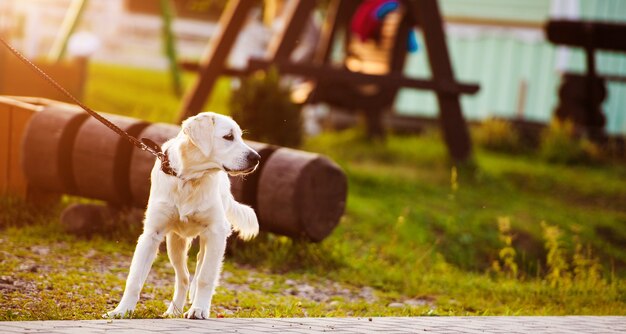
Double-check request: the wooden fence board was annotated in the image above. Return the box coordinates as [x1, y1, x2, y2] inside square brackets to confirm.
[0, 104, 10, 194]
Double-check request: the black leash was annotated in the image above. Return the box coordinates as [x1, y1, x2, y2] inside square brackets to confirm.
[0, 37, 177, 177]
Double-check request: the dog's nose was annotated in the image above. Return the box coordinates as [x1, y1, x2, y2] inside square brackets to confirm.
[247, 151, 261, 165]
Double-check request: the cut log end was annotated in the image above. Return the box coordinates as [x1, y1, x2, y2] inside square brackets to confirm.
[257, 148, 347, 242]
[298, 156, 347, 242]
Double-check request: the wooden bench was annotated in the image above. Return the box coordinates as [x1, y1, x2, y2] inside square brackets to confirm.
[546, 20, 626, 140]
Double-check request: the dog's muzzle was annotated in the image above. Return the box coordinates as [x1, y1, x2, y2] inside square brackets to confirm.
[224, 151, 261, 176]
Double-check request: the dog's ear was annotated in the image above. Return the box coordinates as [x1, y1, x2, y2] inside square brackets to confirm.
[182, 114, 215, 157]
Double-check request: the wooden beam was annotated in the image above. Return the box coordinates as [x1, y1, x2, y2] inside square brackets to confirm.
[0, 102, 9, 194]
[266, 0, 317, 62]
[408, 0, 473, 162]
[546, 20, 626, 52]
[314, 0, 360, 64]
[177, 0, 256, 123]
[445, 16, 542, 29]
[248, 59, 479, 94]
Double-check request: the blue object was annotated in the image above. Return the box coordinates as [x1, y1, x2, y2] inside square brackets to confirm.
[372, 0, 419, 53]
[407, 29, 419, 53]
[375, 1, 399, 20]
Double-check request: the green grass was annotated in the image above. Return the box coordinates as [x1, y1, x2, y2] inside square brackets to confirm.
[1, 63, 625, 320]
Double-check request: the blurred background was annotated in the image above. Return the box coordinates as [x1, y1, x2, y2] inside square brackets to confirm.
[0, 0, 625, 320]
[1, 0, 625, 133]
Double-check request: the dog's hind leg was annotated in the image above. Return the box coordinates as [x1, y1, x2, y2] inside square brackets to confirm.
[184, 221, 230, 319]
[189, 241, 205, 305]
[163, 232, 190, 317]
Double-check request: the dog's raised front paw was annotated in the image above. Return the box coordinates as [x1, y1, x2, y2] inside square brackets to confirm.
[184, 306, 209, 319]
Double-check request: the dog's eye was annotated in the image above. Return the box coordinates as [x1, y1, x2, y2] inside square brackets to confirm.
[223, 133, 234, 141]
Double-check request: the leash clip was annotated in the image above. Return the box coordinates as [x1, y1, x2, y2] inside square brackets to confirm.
[140, 138, 178, 177]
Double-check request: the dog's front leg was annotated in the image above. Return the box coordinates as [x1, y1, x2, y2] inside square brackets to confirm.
[184, 220, 230, 319]
[106, 207, 171, 318]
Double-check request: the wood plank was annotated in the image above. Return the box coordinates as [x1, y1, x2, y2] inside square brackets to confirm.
[248, 59, 479, 94]
[0, 103, 10, 195]
[546, 20, 626, 52]
[314, 0, 351, 65]
[177, 0, 255, 123]
[265, 0, 316, 62]
[446, 16, 542, 29]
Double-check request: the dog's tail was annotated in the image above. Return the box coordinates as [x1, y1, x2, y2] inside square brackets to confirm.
[225, 196, 259, 241]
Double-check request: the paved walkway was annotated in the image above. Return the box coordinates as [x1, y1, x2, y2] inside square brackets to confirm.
[1, 316, 624, 333]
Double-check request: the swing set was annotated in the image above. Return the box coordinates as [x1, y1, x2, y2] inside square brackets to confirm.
[179, 0, 479, 162]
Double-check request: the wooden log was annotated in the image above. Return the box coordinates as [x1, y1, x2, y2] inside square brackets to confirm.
[61, 203, 117, 236]
[128, 123, 180, 208]
[60, 203, 144, 237]
[18, 105, 346, 241]
[21, 105, 88, 194]
[256, 148, 347, 242]
[72, 113, 149, 205]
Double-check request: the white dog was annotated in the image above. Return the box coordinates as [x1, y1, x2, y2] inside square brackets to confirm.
[106, 112, 260, 319]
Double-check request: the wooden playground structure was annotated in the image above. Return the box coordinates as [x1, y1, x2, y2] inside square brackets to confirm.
[179, 0, 479, 162]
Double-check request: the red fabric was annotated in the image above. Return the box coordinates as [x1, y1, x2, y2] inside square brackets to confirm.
[350, 0, 389, 41]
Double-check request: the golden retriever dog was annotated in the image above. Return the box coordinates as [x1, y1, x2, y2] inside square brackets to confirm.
[106, 112, 260, 319]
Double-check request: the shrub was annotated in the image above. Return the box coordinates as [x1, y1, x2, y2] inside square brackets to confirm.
[539, 119, 603, 164]
[475, 117, 521, 153]
[230, 68, 303, 147]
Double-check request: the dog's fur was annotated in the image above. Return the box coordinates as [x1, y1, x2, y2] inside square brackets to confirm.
[106, 112, 260, 319]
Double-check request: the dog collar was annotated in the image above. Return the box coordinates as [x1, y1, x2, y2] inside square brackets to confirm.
[160, 149, 178, 177]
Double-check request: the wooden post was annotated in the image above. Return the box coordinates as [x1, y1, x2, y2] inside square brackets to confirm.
[0, 97, 40, 198]
[47, 0, 88, 62]
[314, 0, 360, 65]
[177, 0, 256, 123]
[408, 0, 472, 162]
[265, 0, 317, 62]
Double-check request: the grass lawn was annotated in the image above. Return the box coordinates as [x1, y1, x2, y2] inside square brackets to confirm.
[1, 63, 625, 320]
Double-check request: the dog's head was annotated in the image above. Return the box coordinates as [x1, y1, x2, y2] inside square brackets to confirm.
[180, 112, 260, 176]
